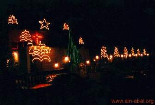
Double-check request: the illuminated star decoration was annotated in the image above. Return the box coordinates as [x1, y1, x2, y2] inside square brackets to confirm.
[79, 37, 84, 44]
[39, 18, 50, 30]
[29, 41, 51, 63]
[8, 15, 18, 24]
[63, 23, 69, 30]
[32, 33, 43, 45]
[20, 30, 32, 42]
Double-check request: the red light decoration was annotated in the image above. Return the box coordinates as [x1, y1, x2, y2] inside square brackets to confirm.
[32, 33, 43, 45]
[20, 30, 32, 42]
[39, 18, 50, 30]
[63, 23, 69, 30]
[8, 15, 18, 24]
[29, 42, 51, 63]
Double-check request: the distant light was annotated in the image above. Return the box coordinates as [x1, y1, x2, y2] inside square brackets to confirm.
[128, 54, 132, 57]
[54, 63, 59, 68]
[8, 15, 18, 24]
[95, 55, 99, 60]
[121, 54, 124, 58]
[12, 51, 19, 63]
[64, 56, 70, 63]
[86, 60, 90, 65]
[147, 54, 149, 56]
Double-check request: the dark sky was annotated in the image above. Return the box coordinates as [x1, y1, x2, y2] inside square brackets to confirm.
[1, 0, 155, 54]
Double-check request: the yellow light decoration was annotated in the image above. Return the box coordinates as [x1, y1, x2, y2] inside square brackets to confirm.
[143, 49, 147, 56]
[63, 23, 69, 30]
[123, 47, 128, 58]
[6, 59, 10, 67]
[20, 30, 32, 42]
[146, 54, 149, 56]
[39, 18, 50, 30]
[140, 54, 143, 57]
[79, 37, 84, 44]
[12, 51, 19, 63]
[107, 55, 113, 62]
[121, 54, 124, 58]
[86, 60, 90, 65]
[64, 56, 70, 63]
[131, 47, 135, 56]
[29, 42, 51, 63]
[54, 63, 59, 68]
[8, 15, 18, 24]
[128, 54, 132, 57]
[95, 55, 100, 60]
[137, 49, 141, 56]
[101, 46, 108, 58]
[113, 47, 120, 57]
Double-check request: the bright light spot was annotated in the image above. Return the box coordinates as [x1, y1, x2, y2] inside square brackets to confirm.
[12, 51, 19, 62]
[95, 55, 99, 60]
[64, 56, 70, 63]
[128, 54, 132, 57]
[54, 63, 59, 68]
[86, 60, 90, 65]
[121, 54, 124, 58]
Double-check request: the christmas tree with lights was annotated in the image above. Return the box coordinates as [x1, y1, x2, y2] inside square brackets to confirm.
[114, 47, 120, 57]
[101, 46, 108, 58]
[63, 23, 81, 72]
[20, 30, 32, 43]
[131, 47, 135, 56]
[123, 47, 128, 58]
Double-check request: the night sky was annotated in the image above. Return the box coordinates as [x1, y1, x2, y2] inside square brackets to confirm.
[1, 0, 155, 55]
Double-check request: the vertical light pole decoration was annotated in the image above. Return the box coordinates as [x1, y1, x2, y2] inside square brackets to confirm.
[63, 23, 81, 72]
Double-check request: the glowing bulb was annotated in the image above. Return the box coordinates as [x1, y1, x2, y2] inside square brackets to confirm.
[128, 54, 132, 57]
[95, 55, 99, 60]
[86, 60, 90, 65]
[12, 51, 19, 62]
[64, 56, 70, 63]
[54, 63, 59, 68]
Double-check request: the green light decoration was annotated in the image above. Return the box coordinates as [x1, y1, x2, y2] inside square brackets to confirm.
[66, 29, 81, 72]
